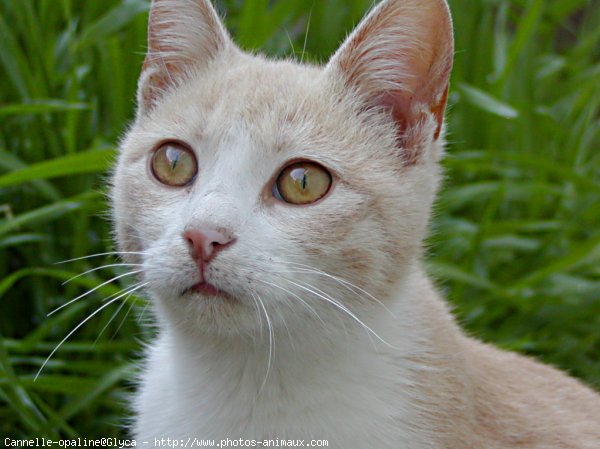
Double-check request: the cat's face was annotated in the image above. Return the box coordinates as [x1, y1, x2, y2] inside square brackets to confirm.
[111, 0, 453, 338]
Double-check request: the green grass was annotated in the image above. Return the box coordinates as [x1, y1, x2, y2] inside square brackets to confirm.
[1, 0, 599, 439]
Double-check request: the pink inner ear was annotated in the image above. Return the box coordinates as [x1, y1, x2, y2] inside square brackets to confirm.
[376, 92, 411, 139]
[137, 0, 231, 112]
[327, 0, 454, 155]
[432, 85, 449, 140]
[373, 91, 425, 165]
[372, 79, 448, 165]
[365, 62, 450, 150]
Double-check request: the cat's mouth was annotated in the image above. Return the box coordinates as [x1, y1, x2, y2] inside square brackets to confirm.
[189, 281, 220, 296]
[182, 280, 238, 303]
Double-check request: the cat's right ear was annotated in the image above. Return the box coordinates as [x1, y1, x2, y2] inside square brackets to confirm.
[137, 0, 232, 114]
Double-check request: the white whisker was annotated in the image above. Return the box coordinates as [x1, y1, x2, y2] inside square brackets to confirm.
[281, 277, 395, 349]
[137, 301, 150, 324]
[277, 261, 394, 316]
[48, 270, 143, 316]
[62, 263, 142, 285]
[94, 282, 145, 343]
[35, 282, 148, 381]
[111, 291, 142, 340]
[94, 296, 129, 345]
[248, 292, 264, 340]
[266, 271, 351, 342]
[253, 293, 273, 395]
[55, 251, 146, 265]
[256, 278, 326, 327]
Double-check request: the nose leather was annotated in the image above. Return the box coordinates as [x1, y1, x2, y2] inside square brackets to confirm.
[184, 228, 233, 263]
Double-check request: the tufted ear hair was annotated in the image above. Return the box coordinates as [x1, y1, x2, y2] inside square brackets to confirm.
[137, 0, 232, 114]
[326, 0, 454, 160]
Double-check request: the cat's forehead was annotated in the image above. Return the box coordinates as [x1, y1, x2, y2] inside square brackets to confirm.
[208, 54, 324, 107]
[127, 53, 357, 165]
[162, 54, 326, 127]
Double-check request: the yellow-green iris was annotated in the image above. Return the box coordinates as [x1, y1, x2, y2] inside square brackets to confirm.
[275, 162, 332, 205]
[150, 142, 197, 187]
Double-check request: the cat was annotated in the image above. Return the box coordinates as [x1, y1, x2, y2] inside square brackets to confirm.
[110, 0, 600, 447]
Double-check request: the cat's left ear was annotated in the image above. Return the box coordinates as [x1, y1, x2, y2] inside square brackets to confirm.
[137, 0, 233, 114]
[326, 0, 453, 156]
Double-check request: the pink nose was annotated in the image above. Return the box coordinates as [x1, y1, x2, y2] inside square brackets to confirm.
[183, 228, 233, 263]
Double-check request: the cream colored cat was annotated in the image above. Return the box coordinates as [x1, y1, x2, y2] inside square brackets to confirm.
[111, 0, 600, 447]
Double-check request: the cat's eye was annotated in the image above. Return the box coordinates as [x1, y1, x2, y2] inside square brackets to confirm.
[273, 161, 332, 205]
[150, 141, 197, 187]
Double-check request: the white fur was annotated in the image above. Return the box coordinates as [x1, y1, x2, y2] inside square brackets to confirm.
[111, 0, 600, 447]
[135, 270, 443, 447]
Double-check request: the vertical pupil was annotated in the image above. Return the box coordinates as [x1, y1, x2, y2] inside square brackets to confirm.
[166, 148, 181, 170]
[290, 167, 308, 191]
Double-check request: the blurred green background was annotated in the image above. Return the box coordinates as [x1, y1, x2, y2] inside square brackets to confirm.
[1, 0, 599, 439]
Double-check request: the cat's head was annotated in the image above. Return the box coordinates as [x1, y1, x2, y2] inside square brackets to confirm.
[111, 0, 453, 338]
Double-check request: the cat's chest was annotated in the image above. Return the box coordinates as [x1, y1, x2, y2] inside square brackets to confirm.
[133, 333, 430, 448]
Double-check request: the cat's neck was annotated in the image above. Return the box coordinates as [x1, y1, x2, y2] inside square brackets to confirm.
[158, 264, 465, 403]
[137, 264, 468, 444]
[162, 263, 457, 380]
